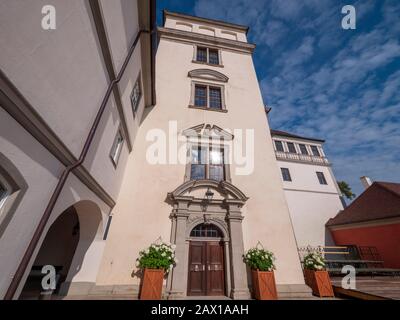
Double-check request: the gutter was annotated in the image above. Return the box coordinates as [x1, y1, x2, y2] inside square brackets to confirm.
[4, 23, 154, 301]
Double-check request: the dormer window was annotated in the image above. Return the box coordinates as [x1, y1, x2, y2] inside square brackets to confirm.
[287, 142, 297, 154]
[194, 46, 222, 66]
[311, 146, 320, 157]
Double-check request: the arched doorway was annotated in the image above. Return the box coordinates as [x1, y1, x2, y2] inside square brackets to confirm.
[19, 207, 80, 299]
[187, 224, 225, 296]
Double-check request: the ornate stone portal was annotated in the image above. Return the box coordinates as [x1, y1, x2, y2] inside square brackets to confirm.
[166, 179, 251, 299]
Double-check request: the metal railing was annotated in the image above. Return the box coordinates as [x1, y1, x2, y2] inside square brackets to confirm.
[275, 151, 330, 165]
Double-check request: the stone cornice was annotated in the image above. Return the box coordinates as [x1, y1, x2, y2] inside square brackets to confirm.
[158, 27, 256, 54]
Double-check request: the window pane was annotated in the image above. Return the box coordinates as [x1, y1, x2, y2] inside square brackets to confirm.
[191, 164, 206, 180]
[209, 49, 219, 65]
[210, 149, 223, 165]
[190, 224, 222, 238]
[196, 47, 207, 62]
[131, 80, 141, 112]
[299, 144, 308, 155]
[191, 147, 206, 164]
[110, 131, 124, 165]
[287, 142, 296, 153]
[194, 85, 207, 107]
[209, 165, 224, 181]
[0, 182, 7, 201]
[209, 87, 222, 109]
[275, 140, 284, 152]
[281, 168, 292, 182]
[311, 146, 320, 157]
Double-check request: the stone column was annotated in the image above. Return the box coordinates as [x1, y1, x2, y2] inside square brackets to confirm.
[168, 200, 189, 299]
[226, 200, 251, 299]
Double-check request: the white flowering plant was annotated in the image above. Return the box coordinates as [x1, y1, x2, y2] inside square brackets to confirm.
[243, 247, 276, 272]
[136, 241, 177, 272]
[303, 251, 326, 271]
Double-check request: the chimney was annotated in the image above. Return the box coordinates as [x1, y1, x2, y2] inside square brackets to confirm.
[360, 176, 372, 189]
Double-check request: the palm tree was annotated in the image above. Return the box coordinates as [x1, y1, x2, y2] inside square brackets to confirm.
[338, 181, 356, 200]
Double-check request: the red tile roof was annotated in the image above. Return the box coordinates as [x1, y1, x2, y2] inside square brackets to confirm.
[326, 182, 400, 227]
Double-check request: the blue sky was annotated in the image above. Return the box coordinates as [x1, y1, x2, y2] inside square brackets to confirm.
[156, 0, 400, 197]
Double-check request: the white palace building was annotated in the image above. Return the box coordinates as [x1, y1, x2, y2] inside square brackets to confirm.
[0, 2, 343, 299]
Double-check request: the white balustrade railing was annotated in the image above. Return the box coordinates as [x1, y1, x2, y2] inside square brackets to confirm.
[275, 151, 329, 165]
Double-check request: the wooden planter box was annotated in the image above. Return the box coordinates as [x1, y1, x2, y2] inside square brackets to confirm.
[304, 269, 334, 297]
[251, 270, 278, 300]
[139, 268, 164, 300]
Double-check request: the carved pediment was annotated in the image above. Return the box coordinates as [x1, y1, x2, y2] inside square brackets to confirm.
[182, 123, 234, 140]
[188, 69, 229, 83]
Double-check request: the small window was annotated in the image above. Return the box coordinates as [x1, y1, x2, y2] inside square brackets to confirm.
[311, 146, 320, 157]
[110, 130, 124, 167]
[281, 168, 292, 182]
[287, 142, 297, 154]
[195, 47, 221, 65]
[275, 140, 284, 152]
[193, 83, 224, 110]
[299, 144, 308, 155]
[316, 172, 327, 185]
[130, 76, 142, 114]
[191, 224, 222, 238]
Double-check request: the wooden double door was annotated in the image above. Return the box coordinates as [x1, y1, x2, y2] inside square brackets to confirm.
[187, 241, 225, 296]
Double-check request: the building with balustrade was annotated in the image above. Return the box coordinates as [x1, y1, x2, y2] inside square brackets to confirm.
[271, 130, 344, 248]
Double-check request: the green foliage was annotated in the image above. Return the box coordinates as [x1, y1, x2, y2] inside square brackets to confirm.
[243, 247, 276, 272]
[136, 242, 176, 272]
[338, 181, 356, 200]
[303, 251, 326, 271]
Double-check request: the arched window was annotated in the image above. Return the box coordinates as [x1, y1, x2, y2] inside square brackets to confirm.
[190, 223, 223, 238]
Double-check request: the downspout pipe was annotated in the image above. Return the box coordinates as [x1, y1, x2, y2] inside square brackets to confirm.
[4, 28, 150, 300]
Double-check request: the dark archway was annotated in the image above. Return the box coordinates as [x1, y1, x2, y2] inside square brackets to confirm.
[19, 207, 80, 299]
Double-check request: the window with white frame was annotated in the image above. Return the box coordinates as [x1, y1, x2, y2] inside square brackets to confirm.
[316, 171, 328, 185]
[190, 145, 226, 181]
[281, 168, 292, 182]
[130, 75, 142, 114]
[195, 46, 221, 65]
[191, 82, 225, 111]
[274, 140, 284, 152]
[299, 144, 308, 155]
[110, 129, 124, 167]
[311, 145, 321, 157]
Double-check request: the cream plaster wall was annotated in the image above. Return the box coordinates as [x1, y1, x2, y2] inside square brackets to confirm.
[165, 17, 247, 42]
[277, 158, 344, 247]
[83, 93, 129, 200]
[100, 0, 140, 72]
[0, 108, 63, 298]
[0, 0, 108, 157]
[97, 21, 305, 287]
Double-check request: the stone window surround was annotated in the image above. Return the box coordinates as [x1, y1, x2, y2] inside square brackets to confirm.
[192, 44, 224, 67]
[166, 179, 251, 300]
[189, 80, 227, 112]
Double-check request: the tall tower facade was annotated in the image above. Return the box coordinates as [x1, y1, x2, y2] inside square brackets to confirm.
[97, 11, 310, 299]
